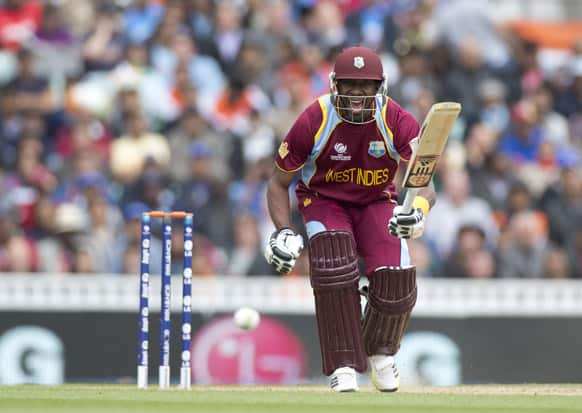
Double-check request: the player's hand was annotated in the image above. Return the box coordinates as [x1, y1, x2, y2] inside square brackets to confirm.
[388, 205, 425, 239]
[264, 228, 304, 274]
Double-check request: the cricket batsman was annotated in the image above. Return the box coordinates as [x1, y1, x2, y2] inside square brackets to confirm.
[264, 46, 436, 392]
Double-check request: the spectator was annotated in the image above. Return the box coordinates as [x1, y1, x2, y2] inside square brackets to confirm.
[0, 0, 43, 51]
[86, 193, 123, 273]
[210, 74, 270, 135]
[345, 0, 395, 52]
[124, 168, 173, 213]
[151, 29, 225, 102]
[275, 42, 332, 103]
[0, 200, 35, 272]
[532, 82, 571, 148]
[569, 220, 582, 278]
[29, 194, 67, 272]
[190, 233, 225, 276]
[477, 78, 510, 133]
[173, 141, 232, 248]
[543, 247, 572, 279]
[431, 0, 512, 70]
[424, 168, 498, 258]
[441, 224, 490, 278]
[268, 73, 311, 139]
[466, 125, 516, 212]
[122, 0, 164, 45]
[210, 0, 246, 71]
[108, 87, 142, 136]
[235, 39, 274, 97]
[49, 202, 92, 273]
[0, 111, 46, 170]
[186, 0, 214, 47]
[2, 48, 56, 115]
[167, 108, 230, 182]
[109, 112, 170, 184]
[54, 108, 112, 175]
[389, 47, 436, 112]
[111, 201, 161, 275]
[11, 134, 57, 197]
[445, 36, 493, 122]
[515, 40, 543, 96]
[33, 3, 80, 82]
[506, 181, 538, 218]
[110, 42, 179, 124]
[226, 213, 274, 276]
[82, 4, 125, 72]
[538, 167, 582, 248]
[463, 249, 497, 279]
[498, 211, 548, 278]
[554, 57, 582, 118]
[499, 99, 543, 164]
[167, 62, 199, 115]
[407, 239, 435, 278]
[241, 110, 276, 168]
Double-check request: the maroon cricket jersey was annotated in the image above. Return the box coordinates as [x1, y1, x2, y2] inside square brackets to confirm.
[275, 95, 420, 206]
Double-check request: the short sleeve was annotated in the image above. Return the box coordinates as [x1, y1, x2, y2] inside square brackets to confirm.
[275, 101, 321, 172]
[385, 100, 420, 162]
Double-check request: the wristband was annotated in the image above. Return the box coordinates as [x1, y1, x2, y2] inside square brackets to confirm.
[412, 196, 430, 216]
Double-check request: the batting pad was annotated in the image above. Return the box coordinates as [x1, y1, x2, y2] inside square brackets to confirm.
[309, 231, 367, 375]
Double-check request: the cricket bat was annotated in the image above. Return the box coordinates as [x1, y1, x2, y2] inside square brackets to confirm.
[401, 102, 462, 213]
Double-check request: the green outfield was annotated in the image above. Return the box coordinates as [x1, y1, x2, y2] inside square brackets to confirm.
[1, 384, 582, 413]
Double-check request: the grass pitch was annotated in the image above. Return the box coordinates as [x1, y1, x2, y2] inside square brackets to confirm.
[1, 384, 582, 413]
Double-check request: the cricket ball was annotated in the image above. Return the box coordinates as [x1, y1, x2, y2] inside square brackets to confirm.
[233, 307, 260, 330]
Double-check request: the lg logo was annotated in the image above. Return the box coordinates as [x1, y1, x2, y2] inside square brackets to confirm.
[397, 332, 461, 386]
[0, 326, 64, 384]
[191, 316, 306, 384]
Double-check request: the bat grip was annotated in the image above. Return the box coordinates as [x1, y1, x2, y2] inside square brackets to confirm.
[401, 188, 420, 215]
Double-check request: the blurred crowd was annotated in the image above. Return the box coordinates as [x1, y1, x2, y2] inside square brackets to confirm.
[0, 0, 580, 278]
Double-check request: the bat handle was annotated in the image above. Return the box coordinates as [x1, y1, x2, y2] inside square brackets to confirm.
[401, 188, 420, 215]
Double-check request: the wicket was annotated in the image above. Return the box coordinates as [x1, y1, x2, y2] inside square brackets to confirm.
[137, 211, 193, 389]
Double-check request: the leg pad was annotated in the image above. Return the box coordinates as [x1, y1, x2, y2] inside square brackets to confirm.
[362, 267, 417, 356]
[310, 231, 367, 375]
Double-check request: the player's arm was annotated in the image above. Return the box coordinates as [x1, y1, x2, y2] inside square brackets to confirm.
[267, 168, 296, 230]
[265, 102, 320, 273]
[265, 168, 305, 274]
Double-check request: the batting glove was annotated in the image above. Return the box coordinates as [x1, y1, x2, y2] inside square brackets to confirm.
[264, 228, 304, 274]
[388, 205, 426, 239]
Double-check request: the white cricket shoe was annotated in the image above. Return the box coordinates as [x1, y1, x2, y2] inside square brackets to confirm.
[330, 367, 358, 392]
[369, 355, 399, 392]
